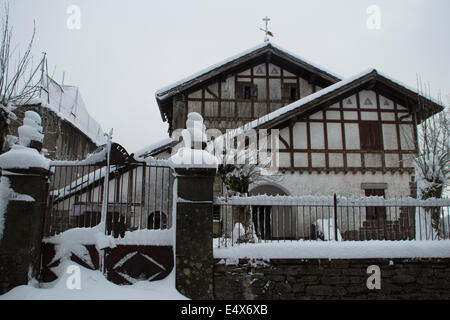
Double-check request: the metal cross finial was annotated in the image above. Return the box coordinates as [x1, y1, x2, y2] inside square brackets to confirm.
[260, 16, 274, 42]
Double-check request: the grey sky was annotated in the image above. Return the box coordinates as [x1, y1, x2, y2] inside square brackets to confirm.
[6, 0, 450, 152]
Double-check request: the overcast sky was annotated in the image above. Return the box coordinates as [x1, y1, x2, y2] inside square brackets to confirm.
[6, 0, 450, 152]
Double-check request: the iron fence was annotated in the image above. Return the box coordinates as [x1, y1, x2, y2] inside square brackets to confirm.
[44, 162, 174, 237]
[213, 195, 450, 247]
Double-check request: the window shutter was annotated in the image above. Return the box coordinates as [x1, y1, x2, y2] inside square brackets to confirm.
[360, 122, 383, 151]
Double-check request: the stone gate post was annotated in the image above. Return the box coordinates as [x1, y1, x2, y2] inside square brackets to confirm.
[0, 111, 50, 294]
[175, 167, 216, 299]
[170, 111, 218, 299]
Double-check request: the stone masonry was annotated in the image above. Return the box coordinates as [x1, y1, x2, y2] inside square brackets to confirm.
[214, 258, 450, 300]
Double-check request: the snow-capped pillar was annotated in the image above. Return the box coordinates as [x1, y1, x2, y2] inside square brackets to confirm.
[170, 112, 218, 299]
[174, 167, 216, 300]
[0, 111, 50, 294]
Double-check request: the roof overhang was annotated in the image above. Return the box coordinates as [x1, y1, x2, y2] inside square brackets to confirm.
[252, 69, 444, 130]
[155, 42, 342, 124]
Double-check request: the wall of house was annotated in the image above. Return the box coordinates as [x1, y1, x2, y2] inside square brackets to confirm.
[277, 90, 417, 173]
[174, 62, 322, 132]
[7, 105, 99, 160]
[243, 172, 414, 238]
[214, 258, 450, 300]
[270, 171, 413, 198]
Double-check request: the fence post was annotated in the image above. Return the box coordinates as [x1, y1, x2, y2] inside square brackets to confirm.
[334, 194, 338, 241]
[0, 111, 50, 294]
[175, 167, 216, 299]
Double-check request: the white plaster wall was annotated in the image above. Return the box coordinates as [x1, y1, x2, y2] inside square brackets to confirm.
[310, 123, 324, 149]
[221, 76, 235, 99]
[326, 123, 342, 149]
[382, 124, 398, 150]
[249, 171, 412, 237]
[293, 122, 307, 149]
[359, 90, 377, 109]
[275, 171, 412, 198]
[344, 123, 360, 149]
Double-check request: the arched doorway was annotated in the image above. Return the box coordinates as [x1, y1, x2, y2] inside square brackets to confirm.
[250, 184, 290, 240]
[147, 211, 168, 230]
[249, 184, 288, 196]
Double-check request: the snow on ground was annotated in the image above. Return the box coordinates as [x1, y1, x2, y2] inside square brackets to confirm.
[0, 260, 187, 300]
[214, 240, 450, 260]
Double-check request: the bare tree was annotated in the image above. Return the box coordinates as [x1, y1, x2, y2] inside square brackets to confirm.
[412, 77, 450, 236]
[414, 79, 449, 200]
[0, 4, 42, 151]
[212, 128, 281, 243]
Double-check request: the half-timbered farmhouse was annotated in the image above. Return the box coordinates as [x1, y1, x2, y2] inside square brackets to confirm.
[154, 42, 442, 200]
[46, 42, 443, 241]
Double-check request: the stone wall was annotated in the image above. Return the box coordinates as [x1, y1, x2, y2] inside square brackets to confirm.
[214, 258, 450, 300]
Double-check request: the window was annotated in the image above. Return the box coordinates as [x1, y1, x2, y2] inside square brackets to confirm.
[364, 187, 386, 220]
[360, 121, 383, 151]
[213, 205, 221, 221]
[244, 85, 252, 99]
[282, 83, 298, 101]
[236, 82, 257, 100]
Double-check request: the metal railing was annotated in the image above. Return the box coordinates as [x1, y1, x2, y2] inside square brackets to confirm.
[44, 162, 174, 237]
[213, 195, 450, 247]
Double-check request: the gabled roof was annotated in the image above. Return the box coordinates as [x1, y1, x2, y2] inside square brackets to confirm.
[26, 75, 106, 146]
[231, 69, 443, 133]
[155, 42, 342, 122]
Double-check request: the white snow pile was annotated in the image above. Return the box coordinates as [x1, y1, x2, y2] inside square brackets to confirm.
[42, 224, 173, 269]
[0, 224, 182, 300]
[51, 146, 108, 166]
[0, 145, 49, 170]
[214, 240, 450, 260]
[313, 218, 342, 241]
[18, 110, 44, 147]
[0, 259, 187, 300]
[0, 111, 49, 170]
[44, 223, 174, 254]
[169, 112, 218, 168]
[134, 137, 174, 160]
[215, 194, 450, 206]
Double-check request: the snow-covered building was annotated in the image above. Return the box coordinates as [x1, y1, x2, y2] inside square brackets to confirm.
[6, 75, 106, 160]
[44, 42, 444, 240]
[154, 42, 443, 200]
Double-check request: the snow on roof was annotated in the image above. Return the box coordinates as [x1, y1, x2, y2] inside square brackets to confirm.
[133, 137, 174, 159]
[155, 42, 341, 100]
[236, 67, 443, 132]
[242, 68, 376, 130]
[26, 76, 106, 146]
[206, 68, 376, 150]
